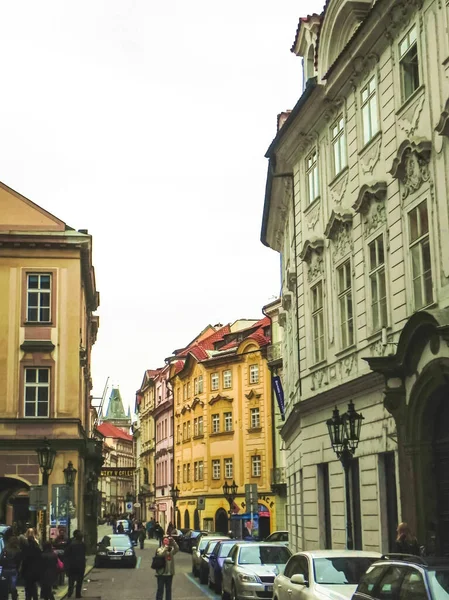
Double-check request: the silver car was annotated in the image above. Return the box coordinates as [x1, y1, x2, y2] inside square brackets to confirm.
[192, 535, 229, 577]
[222, 542, 292, 600]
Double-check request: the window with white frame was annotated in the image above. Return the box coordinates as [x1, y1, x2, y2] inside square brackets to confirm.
[194, 417, 199, 437]
[27, 273, 52, 323]
[224, 458, 233, 479]
[187, 382, 191, 398]
[194, 378, 198, 395]
[198, 375, 203, 393]
[249, 364, 259, 384]
[212, 459, 220, 479]
[212, 413, 220, 433]
[306, 150, 319, 203]
[198, 415, 203, 435]
[187, 463, 191, 482]
[331, 116, 347, 176]
[186, 421, 191, 439]
[177, 387, 181, 405]
[183, 384, 187, 401]
[176, 425, 181, 443]
[311, 281, 325, 363]
[337, 261, 354, 348]
[177, 465, 180, 484]
[400, 25, 419, 102]
[224, 412, 233, 432]
[198, 460, 204, 481]
[183, 464, 187, 483]
[361, 76, 379, 145]
[223, 369, 232, 389]
[182, 422, 187, 440]
[251, 455, 261, 477]
[24, 367, 50, 417]
[369, 235, 388, 331]
[211, 373, 219, 391]
[250, 407, 260, 429]
[409, 201, 433, 309]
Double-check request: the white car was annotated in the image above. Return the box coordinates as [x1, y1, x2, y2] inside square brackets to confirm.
[273, 550, 382, 600]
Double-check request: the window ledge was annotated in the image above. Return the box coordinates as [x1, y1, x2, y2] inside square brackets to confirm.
[247, 427, 262, 433]
[358, 130, 382, 157]
[328, 165, 349, 189]
[335, 344, 357, 359]
[210, 430, 234, 438]
[308, 359, 328, 373]
[193, 434, 204, 440]
[396, 84, 425, 117]
[304, 196, 321, 215]
[20, 340, 55, 353]
[365, 326, 391, 343]
[24, 321, 53, 327]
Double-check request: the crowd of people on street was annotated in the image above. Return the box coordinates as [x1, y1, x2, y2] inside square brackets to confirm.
[0, 525, 86, 600]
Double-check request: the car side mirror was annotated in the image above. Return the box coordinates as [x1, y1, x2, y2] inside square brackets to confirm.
[224, 557, 234, 565]
[291, 574, 307, 586]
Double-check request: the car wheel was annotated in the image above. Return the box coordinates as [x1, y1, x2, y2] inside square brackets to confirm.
[231, 582, 239, 600]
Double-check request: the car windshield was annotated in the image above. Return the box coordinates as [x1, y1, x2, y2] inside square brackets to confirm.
[100, 535, 131, 549]
[239, 546, 291, 565]
[219, 542, 236, 557]
[199, 538, 211, 551]
[314, 557, 378, 585]
[205, 541, 220, 554]
[428, 569, 449, 599]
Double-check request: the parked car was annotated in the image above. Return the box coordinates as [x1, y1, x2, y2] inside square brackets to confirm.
[352, 554, 449, 600]
[209, 539, 239, 593]
[222, 542, 292, 600]
[181, 529, 209, 553]
[171, 527, 189, 547]
[199, 539, 226, 584]
[265, 531, 289, 545]
[273, 550, 381, 600]
[94, 534, 137, 568]
[192, 535, 229, 577]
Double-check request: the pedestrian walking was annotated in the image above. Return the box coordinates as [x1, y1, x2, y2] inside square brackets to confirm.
[64, 530, 86, 599]
[394, 522, 420, 556]
[0, 535, 22, 600]
[166, 522, 174, 536]
[40, 542, 58, 600]
[137, 524, 146, 550]
[21, 530, 42, 600]
[154, 522, 163, 547]
[146, 518, 155, 540]
[154, 536, 179, 600]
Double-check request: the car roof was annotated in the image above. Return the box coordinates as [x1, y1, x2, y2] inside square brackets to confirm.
[295, 550, 382, 559]
[375, 555, 449, 568]
[236, 542, 291, 549]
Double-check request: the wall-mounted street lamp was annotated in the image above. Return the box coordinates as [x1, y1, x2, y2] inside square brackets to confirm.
[223, 480, 238, 530]
[327, 401, 364, 549]
[36, 439, 56, 543]
[63, 461, 77, 540]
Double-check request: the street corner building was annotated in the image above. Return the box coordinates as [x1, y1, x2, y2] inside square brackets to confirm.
[0, 182, 101, 549]
[261, 0, 449, 553]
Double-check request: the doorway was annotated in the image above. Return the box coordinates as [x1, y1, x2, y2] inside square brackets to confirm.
[434, 386, 449, 555]
[184, 508, 190, 529]
[215, 508, 228, 535]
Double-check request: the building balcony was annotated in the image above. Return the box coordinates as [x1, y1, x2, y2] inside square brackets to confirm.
[271, 467, 286, 495]
[267, 342, 283, 366]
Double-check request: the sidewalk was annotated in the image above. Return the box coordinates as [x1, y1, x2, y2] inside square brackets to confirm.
[16, 555, 96, 600]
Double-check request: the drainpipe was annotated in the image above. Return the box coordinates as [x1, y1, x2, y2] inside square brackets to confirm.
[261, 306, 277, 492]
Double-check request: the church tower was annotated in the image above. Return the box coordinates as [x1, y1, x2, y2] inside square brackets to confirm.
[104, 387, 131, 432]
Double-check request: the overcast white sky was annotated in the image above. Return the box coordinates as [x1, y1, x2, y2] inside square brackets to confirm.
[1, 0, 323, 413]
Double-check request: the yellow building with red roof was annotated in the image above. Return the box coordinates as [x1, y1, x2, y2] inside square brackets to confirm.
[170, 318, 279, 538]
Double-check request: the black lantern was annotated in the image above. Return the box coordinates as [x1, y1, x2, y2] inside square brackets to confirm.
[223, 480, 238, 510]
[36, 439, 56, 476]
[170, 485, 180, 506]
[326, 407, 345, 455]
[63, 461, 77, 486]
[343, 400, 364, 453]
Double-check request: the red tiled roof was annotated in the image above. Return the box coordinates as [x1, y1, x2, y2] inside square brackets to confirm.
[247, 330, 270, 347]
[97, 421, 133, 441]
[174, 361, 184, 374]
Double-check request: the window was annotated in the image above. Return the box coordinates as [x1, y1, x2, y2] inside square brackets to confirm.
[177, 465, 180, 484]
[369, 235, 387, 331]
[212, 459, 221, 479]
[223, 370, 232, 389]
[409, 201, 433, 309]
[194, 417, 199, 437]
[24, 367, 50, 417]
[198, 460, 204, 481]
[27, 273, 51, 323]
[249, 364, 259, 384]
[224, 458, 233, 479]
[187, 382, 191, 398]
[331, 116, 347, 176]
[250, 407, 260, 429]
[187, 463, 191, 482]
[183, 384, 187, 401]
[212, 413, 220, 433]
[306, 150, 319, 203]
[198, 416, 203, 435]
[186, 421, 191, 440]
[311, 281, 325, 363]
[361, 76, 379, 145]
[211, 373, 219, 391]
[251, 455, 261, 477]
[194, 378, 198, 395]
[198, 375, 203, 393]
[337, 261, 354, 348]
[400, 26, 419, 102]
[224, 412, 233, 432]
[176, 424, 181, 443]
[182, 422, 187, 440]
[177, 388, 180, 405]
[183, 464, 187, 483]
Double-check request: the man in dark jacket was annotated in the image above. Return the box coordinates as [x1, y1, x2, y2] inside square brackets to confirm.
[64, 530, 86, 599]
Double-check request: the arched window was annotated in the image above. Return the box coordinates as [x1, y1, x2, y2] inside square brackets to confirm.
[184, 508, 190, 529]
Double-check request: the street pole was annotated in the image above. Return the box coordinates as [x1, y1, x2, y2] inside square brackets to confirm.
[341, 449, 354, 550]
[42, 471, 49, 544]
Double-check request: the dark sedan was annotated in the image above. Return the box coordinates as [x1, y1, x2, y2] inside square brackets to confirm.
[180, 529, 208, 553]
[209, 539, 238, 593]
[95, 534, 137, 568]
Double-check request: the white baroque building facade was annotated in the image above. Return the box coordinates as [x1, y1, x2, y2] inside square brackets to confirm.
[261, 0, 449, 554]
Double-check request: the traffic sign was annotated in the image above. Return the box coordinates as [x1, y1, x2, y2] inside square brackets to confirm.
[126, 501, 133, 511]
[245, 483, 258, 513]
[29, 485, 48, 511]
[197, 496, 206, 510]
[133, 502, 141, 508]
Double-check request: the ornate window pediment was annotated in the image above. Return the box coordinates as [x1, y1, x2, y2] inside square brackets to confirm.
[325, 209, 353, 258]
[245, 389, 262, 400]
[352, 182, 387, 237]
[282, 291, 293, 311]
[300, 237, 325, 283]
[389, 139, 431, 199]
[191, 397, 204, 410]
[180, 405, 191, 415]
[209, 394, 233, 406]
[436, 98, 449, 138]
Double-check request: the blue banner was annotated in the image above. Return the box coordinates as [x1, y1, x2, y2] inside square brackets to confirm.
[273, 376, 285, 420]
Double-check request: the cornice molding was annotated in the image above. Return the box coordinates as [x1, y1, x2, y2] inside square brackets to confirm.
[208, 394, 233, 406]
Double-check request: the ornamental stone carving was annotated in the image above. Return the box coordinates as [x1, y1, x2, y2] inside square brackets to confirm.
[324, 210, 354, 259]
[306, 202, 321, 231]
[330, 171, 349, 205]
[360, 135, 382, 174]
[385, 0, 424, 42]
[389, 139, 431, 199]
[310, 366, 328, 391]
[398, 95, 425, 136]
[352, 182, 387, 237]
[300, 237, 325, 282]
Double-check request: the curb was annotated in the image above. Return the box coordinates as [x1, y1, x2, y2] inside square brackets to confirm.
[54, 564, 95, 600]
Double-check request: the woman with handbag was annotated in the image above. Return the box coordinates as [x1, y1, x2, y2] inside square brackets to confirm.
[154, 536, 179, 600]
[40, 542, 59, 600]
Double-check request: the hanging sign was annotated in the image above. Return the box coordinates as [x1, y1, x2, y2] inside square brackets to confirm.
[273, 376, 285, 420]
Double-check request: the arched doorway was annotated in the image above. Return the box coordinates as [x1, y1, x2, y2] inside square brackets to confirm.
[0, 477, 31, 527]
[433, 385, 449, 555]
[258, 504, 271, 540]
[184, 508, 190, 529]
[176, 509, 181, 529]
[215, 508, 228, 535]
[194, 508, 200, 530]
